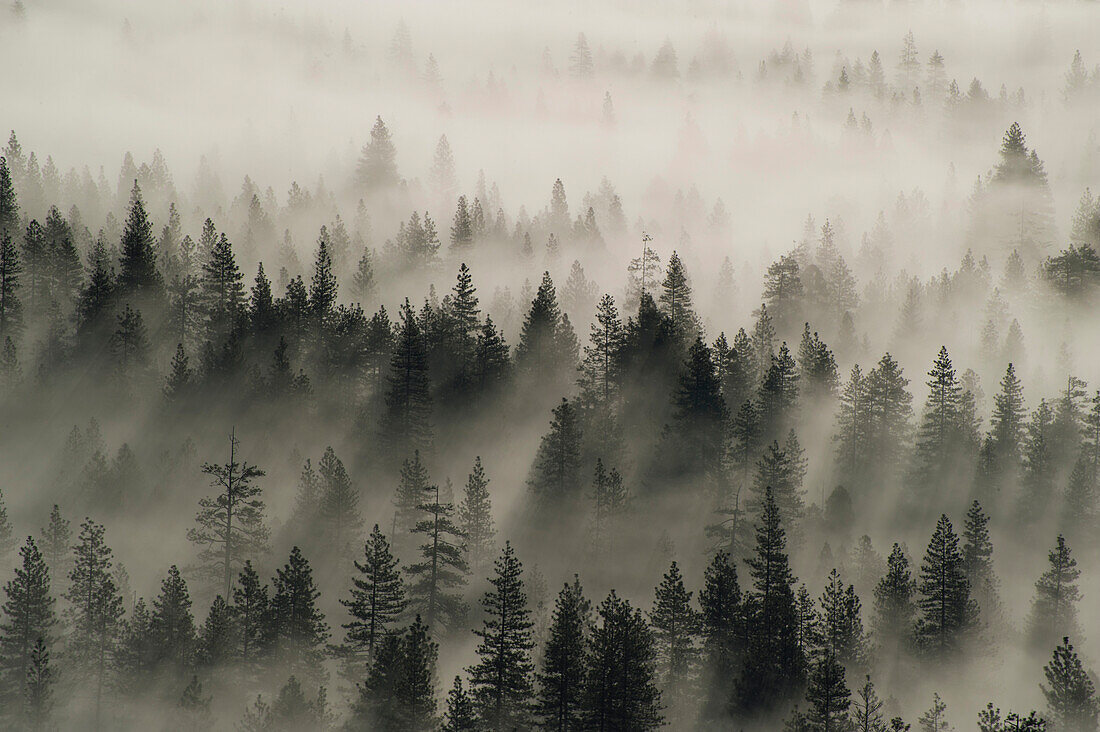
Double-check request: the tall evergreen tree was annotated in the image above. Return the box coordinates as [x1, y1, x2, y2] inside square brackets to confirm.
[458, 457, 495, 575]
[537, 576, 590, 731]
[269, 546, 329, 682]
[64, 519, 124, 727]
[148, 565, 196, 675]
[873, 543, 916, 667]
[1042, 637, 1099, 732]
[853, 675, 888, 732]
[381, 299, 434, 459]
[200, 230, 245, 344]
[805, 652, 852, 732]
[351, 616, 438, 732]
[658, 251, 699, 339]
[915, 515, 976, 655]
[116, 181, 163, 305]
[39, 506, 70, 596]
[442, 676, 478, 732]
[698, 551, 744, 723]
[340, 524, 406, 673]
[187, 431, 268, 599]
[406, 480, 468, 635]
[23, 637, 52, 731]
[0, 234, 22, 343]
[528, 398, 584, 512]
[962, 501, 1000, 625]
[231, 561, 270, 670]
[516, 272, 573, 385]
[317, 446, 363, 562]
[650, 560, 701, 711]
[580, 591, 663, 731]
[1027, 535, 1081, 652]
[665, 337, 728, 484]
[818, 568, 867, 669]
[579, 294, 625, 407]
[468, 542, 535, 730]
[0, 158, 17, 237]
[357, 116, 400, 190]
[0, 537, 55, 714]
[983, 363, 1026, 488]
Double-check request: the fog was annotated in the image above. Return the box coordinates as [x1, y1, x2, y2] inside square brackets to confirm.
[1, 0, 1099, 729]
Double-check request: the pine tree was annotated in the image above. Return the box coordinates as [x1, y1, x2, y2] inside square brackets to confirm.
[1027, 535, 1081, 652]
[175, 675, 212, 731]
[116, 181, 164, 304]
[918, 693, 950, 732]
[659, 251, 699, 339]
[351, 616, 438, 732]
[0, 158, 18, 237]
[0, 234, 23, 343]
[200, 229, 245, 344]
[164, 343, 192, 403]
[381, 300, 434, 459]
[393, 451, 431, 559]
[873, 543, 916, 666]
[911, 347, 963, 488]
[698, 551, 744, 723]
[819, 568, 867, 669]
[197, 595, 233, 667]
[232, 561, 270, 669]
[39, 505, 70, 595]
[739, 487, 803, 713]
[406, 480, 468, 636]
[580, 591, 663, 730]
[650, 560, 701, 709]
[579, 294, 625, 407]
[341, 524, 406, 672]
[757, 342, 800, 440]
[458, 457, 495, 574]
[442, 676, 478, 732]
[864, 353, 913, 483]
[23, 637, 52, 731]
[0, 490, 13, 564]
[537, 576, 590, 730]
[0, 537, 55, 712]
[64, 519, 124, 727]
[666, 337, 728, 483]
[805, 652, 852, 732]
[149, 565, 196, 674]
[270, 546, 330, 682]
[1042, 637, 1099, 732]
[187, 431, 268, 599]
[473, 316, 511, 394]
[962, 501, 1000, 625]
[309, 229, 338, 328]
[351, 246, 376, 304]
[357, 116, 400, 190]
[516, 272, 572, 385]
[916, 515, 976, 655]
[451, 197, 473, 252]
[763, 254, 804, 333]
[853, 675, 888, 732]
[468, 542, 535, 730]
[984, 363, 1026, 486]
[317, 446, 363, 562]
[528, 398, 584, 511]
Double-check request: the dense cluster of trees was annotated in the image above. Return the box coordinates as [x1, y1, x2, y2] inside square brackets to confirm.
[1, 11, 1100, 729]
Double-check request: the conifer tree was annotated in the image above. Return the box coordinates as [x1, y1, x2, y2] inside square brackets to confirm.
[579, 294, 625, 407]
[0, 537, 55, 712]
[381, 300, 434, 459]
[352, 616, 438, 732]
[835, 364, 870, 480]
[458, 457, 495, 575]
[739, 487, 803, 713]
[23, 637, 52, 731]
[818, 568, 867, 669]
[650, 560, 701, 709]
[918, 693, 950, 732]
[442, 676, 477, 732]
[805, 652, 852, 732]
[187, 431, 268, 599]
[317, 446, 363, 562]
[864, 353, 913, 482]
[962, 501, 1000, 624]
[309, 229, 338, 328]
[269, 546, 329, 682]
[698, 551, 744, 722]
[984, 363, 1026, 485]
[164, 343, 192, 403]
[406, 480, 468, 635]
[64, 519, 124, 726]
[117, 181, 164, 305]
[853, 675, 888, 732]
[873, 544, 916, 665]
[516, 272, 572, 385]
[1042, 637, 1099, 732]
[659, 251, 699, 339]
[916, 515, 976, 655]
[200, 230, 245, 344]
[911, 347, 963, 488]
[528, 398, 584, 511]
[341, 524, 406, 672]
[0, 491, 13, 564]
[393, 451, 431, 559]
[581, 591, 663, 730]
[0, 233, 23, 343]
[197, 595, 233, 667]
[149, 565, 196, 675]
[39, 505, 70, 595]
[762, 254, 804, 333]
[757, 342, 800, 440]
[232, 561, 270, 669]
[666, 337, 728, 483]
[451, 197, 473, 252]
[0, 158, 17, 237]
[468, 542, 535, 730]
[357, 116, 400, 190]
[1027, 535, 1081, 652]
[537, 576, 590, 730]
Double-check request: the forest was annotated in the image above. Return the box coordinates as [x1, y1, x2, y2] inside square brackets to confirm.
[2, 0, 1100, 729]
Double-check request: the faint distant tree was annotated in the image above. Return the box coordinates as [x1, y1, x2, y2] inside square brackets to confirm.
[569, 33, 594, 78]
[357, 116, 400, 190]
[187, 430, 268, 599]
